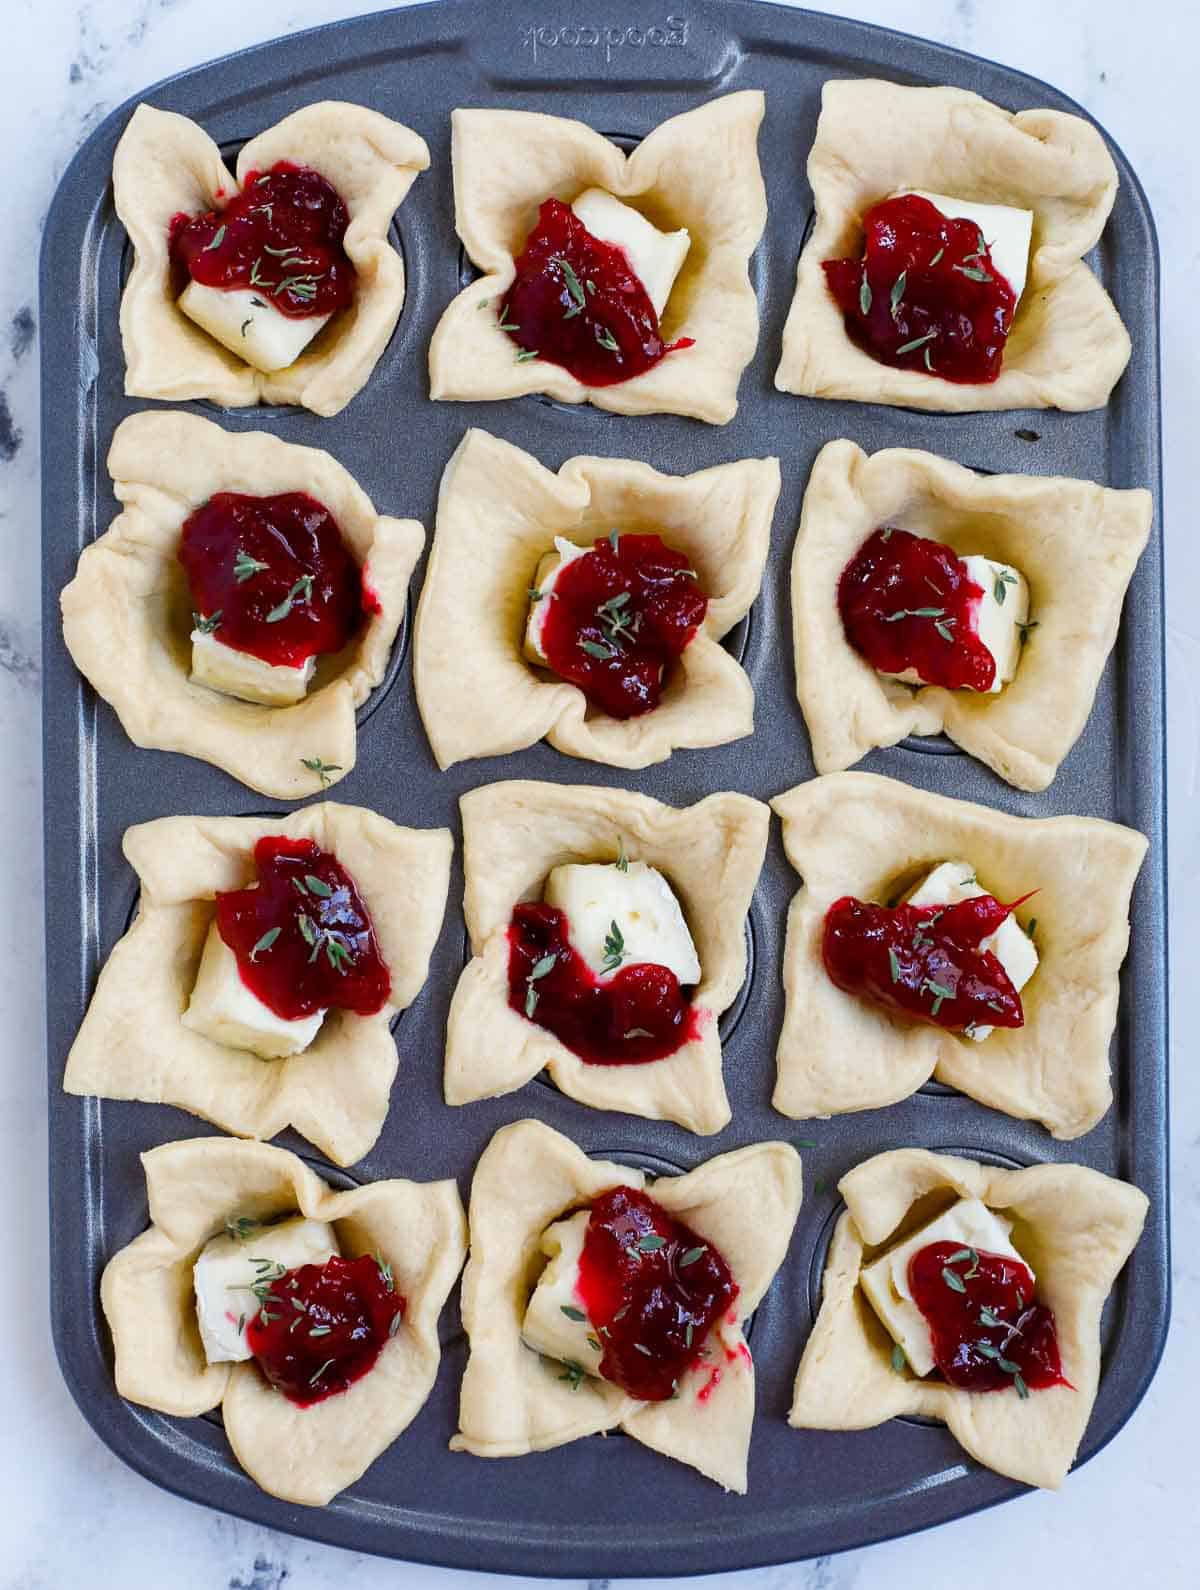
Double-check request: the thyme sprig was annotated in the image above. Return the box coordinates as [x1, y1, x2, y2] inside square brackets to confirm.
[524, 952, 556, 1017]
[266, 574, 313, 624]
[601, 920, 626, 973]
[300, 757, 342, 787]
[234, 548, 269, 583]
[193, 610, 222, 635]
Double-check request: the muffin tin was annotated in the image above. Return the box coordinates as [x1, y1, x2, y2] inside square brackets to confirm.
[39, 0, 1167, 1575]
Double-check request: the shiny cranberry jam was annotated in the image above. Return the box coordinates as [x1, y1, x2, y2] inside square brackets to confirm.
[244, 1252, 404, 1406]
[507, 902, 699, 1065]
[908, 1239, 1069, 1395]
[179, 491, 367, 668]
[822, 894, 1024, 1034]
[838, 527, 995, 692]
[823, 194, 1017, 384]
[169, 161, 355, 318]
[216, 836, 390, 1020]
[575, 1186, 737, 1401]
[499, 198, 692, 386]
[535, 532, 707, 718]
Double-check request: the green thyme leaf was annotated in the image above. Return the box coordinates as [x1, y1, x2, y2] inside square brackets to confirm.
[896, 331, 937, 356]
[300, 757, 342, 787]
[602, 919, 626, 972]
[497, 308, 519, 331]
[636, 1233, 666, 1254]
[883, 606, 946, 624]
[929, 246, 945, 267]
[979, 1306, 1002, 1328]
[992, 567, 1017, 605]
[309, 1324, 332, 1337]
[594, 324, 619, 353]
[515, 347, 539, 363]
[266, 574, 313, 624]
[557, 1358, 585, 1390]
[891, 1343, 907, 1374]
[859, 274, 872, 316]
[1017, 619, 1039, 645]
[1026, 917, 1038, 941]
[679, 1245, 707, 1267]
[477, 297, 491, 310]
[934, 618, 957, 643]
[924, 344, 935, 372]
[239, 317, 253, 337]
[524, 952, 556, 1018]
[204, 225, 227, 251]
[633, 1342, 653, 1356]
[685, 1322, 694, 1348]
[954, 264, 993, 284]
[888, 946, 901, 984]
[942, 1266, 967, 1294]
[552, 255, 587, 315]
[375, 1251, 395, 1291]
[889, 271, 906, 319]
[193, 610, 222, 634]
[250, 927, 281, 961]
[615, 835, 629, 873]
[309, 1357, 335, 1385]
[224, 1215, 259, 1242]
[263, 243, 303, 260]
[304, 875, 333, 898]
[560, 1304, 587, 1322]
[579, 638, 615, 661]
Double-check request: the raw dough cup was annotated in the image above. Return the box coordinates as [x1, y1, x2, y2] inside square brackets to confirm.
[414, 428, 779, 771]
[102, 1136, 466, 1505]
[772, 772, 1147, 1139]
[776, 79, 1131, 412]
[793, 440, 1152, 790]
[63, 803, 453, 1165]
[428, 93, 767, 424]
[60, 411, 424, 799]
[114, 101, 429, 416]
[790, 1147, 1148, 1489]
[445, 780, 770, 1135]
[453, 1119, 802, 1492]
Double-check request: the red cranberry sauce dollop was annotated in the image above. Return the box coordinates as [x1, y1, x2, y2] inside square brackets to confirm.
[216, 836, 391, 1021]
[169, 161, 355, 318]
[823, 194, 1017, 384]
[507, 902, 700, 1065]
[908, 1240, 1069, 1395]
[178, 491, 367, 668]
[838, 527, 994, 692]
[822, 894, 1024, 1034]
[575, 1186, 737, 1401]
[499, 198, 693, 387]
[536, 532, 708, 719]
[244, 1252, 404, 1407]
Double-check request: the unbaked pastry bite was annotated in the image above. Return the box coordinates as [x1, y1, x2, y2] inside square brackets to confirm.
[102, 1136, 466, 1506]
[453, 1120, 802, 1492]
[63, 803, 452, 1166]
[414, 429, 778, 771]
[60, 411, 423, 799]
[445, 780, 769, 1136]
[791, 1148, 1148, 1489]
[113, 101, 429, 415]
[776, 79, 1132, 411]
[428, 93, 766, 423]
[772, 772, 1147, 1139]
[793, 441, 1152, 791]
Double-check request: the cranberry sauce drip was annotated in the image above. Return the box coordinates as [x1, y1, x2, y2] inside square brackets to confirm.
[507, 902, 699, 1065]
[908, 1240, 1069, 1395]
[822, 894, 1023, 1034]
[575, 1186, 737, 1401]
[169, 162, 355, 318]
[216, 836, 391, 1021]
[823, 194, 1018, 384]
[178, 491, 365, 668]
[537, 532, 707, 719]
[244, 1252, 404, 1407]
[499, 198, 693, 387]
[838, 527, 994, 691]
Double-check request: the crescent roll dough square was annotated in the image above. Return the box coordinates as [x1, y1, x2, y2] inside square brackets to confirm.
[414, 428, 779, 771]
[772, 772, 1147, 1139]
[793, 440, 1152, 790]
[776, 80, 1131, 412]
[102, 1137, 466, 1505]
[114, 101, 429, 416]
[63, 803, 453, 1166]
[453, 1120, 802, 1492]
[61, 411, 424, 800]
[428, 93, 766, 424]
[791, 1148, 1148, 1490]
[445, 780, 770, 1136]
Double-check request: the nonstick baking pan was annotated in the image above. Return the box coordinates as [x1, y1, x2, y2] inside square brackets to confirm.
[39, 0, 1168, 1575]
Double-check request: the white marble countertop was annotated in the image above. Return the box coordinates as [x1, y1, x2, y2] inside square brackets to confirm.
[2, 0, 1194, 1585]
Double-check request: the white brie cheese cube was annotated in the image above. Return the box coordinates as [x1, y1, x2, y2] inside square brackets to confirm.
[181, 920, 325, 1060]
[859, 1197, 1031, 1378]
[523, 536, 590, 666]
[883, 551, 1028, 695]
[544, 859, 701, 986]
[520, 1210, 600, 1370]
[570, 188, 691, 319]
[903, 189, 1034, 306]
[178, 280, 331, 373]
[193, 1215, 340, 1364]
[905, 860, 1039, 1040]
[190, 628, 316, 707]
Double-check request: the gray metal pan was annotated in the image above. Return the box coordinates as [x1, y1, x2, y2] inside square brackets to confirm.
[39, 0, 1167, 1575]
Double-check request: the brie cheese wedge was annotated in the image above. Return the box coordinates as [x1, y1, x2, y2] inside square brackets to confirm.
[524, 536, 590, 666]
[902, 189, 1034, 306]
[885, 554, 1029, 695]
[178, 280, 331, 373]
[905, 860, 1039, 1039]
[193, 1215, 340, 1364]
[190, 628, 316, 707]
[570, 188, 691, 320]
[520, 1210, 599, 1370]
[859, 1196, 1031, 1378]
[544, 858, 701, 986]
[181, 920, 325, 1060]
